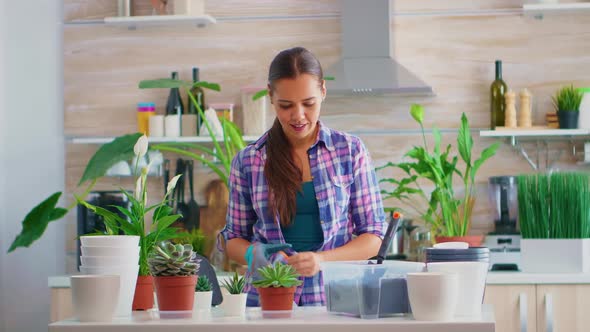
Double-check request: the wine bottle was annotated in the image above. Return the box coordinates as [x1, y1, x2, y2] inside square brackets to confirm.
[188, 67, 205, 134]
[165, 71, 185, 116]
[490, 60, 508, 129]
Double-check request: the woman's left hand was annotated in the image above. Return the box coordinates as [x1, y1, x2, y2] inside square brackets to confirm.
[286, 252, 324, 277]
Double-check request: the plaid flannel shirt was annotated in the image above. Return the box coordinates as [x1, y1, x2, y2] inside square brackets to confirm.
[220, 121, 386, 306]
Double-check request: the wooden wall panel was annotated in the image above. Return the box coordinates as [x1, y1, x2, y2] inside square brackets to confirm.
[63, 0, 590, 272]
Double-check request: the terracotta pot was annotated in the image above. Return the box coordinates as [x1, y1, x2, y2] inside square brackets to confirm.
[132, 275, 154, 311]
[154, 275, 198, 311]
[257, 286, 296, 312]
[435, 235, 485, 248]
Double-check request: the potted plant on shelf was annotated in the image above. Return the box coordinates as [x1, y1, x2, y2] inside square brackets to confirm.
[193, 275, 213, 312]
[219, 271, 247, 317]
[518, 172, 590, 273]
[148, 241, 200, 312]
[252, 262, 303, 317]
[377, 104, 500, 247]
[553, 84, 583, 129]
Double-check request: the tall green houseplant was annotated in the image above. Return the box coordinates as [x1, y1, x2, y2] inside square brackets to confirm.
[8, 78, 245, 252]
[377, 104, 500, 238]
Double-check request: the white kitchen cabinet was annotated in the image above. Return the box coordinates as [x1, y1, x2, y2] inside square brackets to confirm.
[484, 284, 590, 332]
[484, 285, 537, 332]
[536, 285, 590, 332]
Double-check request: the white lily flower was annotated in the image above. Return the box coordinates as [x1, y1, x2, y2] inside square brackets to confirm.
[134, 176, 142, 201]
[166, 174, 182, 195]
[142, 160, 154, 177]
[133, 134, 148, 157]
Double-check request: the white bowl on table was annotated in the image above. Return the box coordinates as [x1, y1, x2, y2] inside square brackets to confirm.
[426, 261, 489, 317]
[80, 265, 139, 317]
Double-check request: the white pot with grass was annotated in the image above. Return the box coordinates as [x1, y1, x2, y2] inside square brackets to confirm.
[518, 172, 590, 273]
[219, 272, 247, 317]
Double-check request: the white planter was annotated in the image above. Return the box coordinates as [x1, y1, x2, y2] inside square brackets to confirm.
[521, 239, 590, 273]
[220, 293, 247, 317]
[193, 291, 212, 312]
[80, 265, 139, 317]
[81, 245, 140, 257]
[173, 0, 205, 15]
[80, 235, 139, 248]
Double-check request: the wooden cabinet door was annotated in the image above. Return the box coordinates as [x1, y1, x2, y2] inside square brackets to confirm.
[536, 285, 590, 332]
[484, 284, 537, 332]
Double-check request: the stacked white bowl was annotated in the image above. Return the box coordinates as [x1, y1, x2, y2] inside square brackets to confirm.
[79, 235, 140, 317]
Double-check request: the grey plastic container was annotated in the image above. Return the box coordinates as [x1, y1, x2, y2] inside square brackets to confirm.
[321, 260, 425, 319]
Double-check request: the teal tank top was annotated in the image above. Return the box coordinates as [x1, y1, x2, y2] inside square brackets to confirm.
[282, 181, 324, 252]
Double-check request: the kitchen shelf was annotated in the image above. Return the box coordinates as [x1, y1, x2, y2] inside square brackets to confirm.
[480, 128, 590, 138]
[68, 136, 259, 145]
[66, 15, 216, 28]
[523, 3, 590, 19]
[480, 128, 590, 170]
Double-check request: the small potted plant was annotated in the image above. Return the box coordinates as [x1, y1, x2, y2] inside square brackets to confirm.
[220, 272, 247, 317]
[252, 262, 303, 317]
[148, 241, 200, 313]
[553, 84, 583, 129]
[193, 275, 213, 312]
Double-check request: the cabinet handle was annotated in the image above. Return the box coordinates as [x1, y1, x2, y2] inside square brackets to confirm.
[519, 293, 528, 332]
[545, 293, 554, 332]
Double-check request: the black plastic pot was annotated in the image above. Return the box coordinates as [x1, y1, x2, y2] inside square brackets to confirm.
[557, 110, 579, 129]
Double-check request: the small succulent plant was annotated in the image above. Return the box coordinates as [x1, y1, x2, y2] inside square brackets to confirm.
[252, 262, 303, 288]
[195, 275, 212, 292]
[220, 271, 246, 294]
[148, 241, 200, 276]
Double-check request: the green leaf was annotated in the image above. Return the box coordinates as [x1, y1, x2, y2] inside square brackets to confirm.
[8, 193, 66, 252]
[191, 81, 221, 92]
[139, 78, 192, 89]
[432, 127, 442, 157]
[410, 104, 424, 125]
[324, 76, 335, 81]
[78, 133, 142, 185]
[155, 214, 182, 232]
[471, 143, 500, 181]
[252, 89, 268, 101]
[457, 113, 473, 166]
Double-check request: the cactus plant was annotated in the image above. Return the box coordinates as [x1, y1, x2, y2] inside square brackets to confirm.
[148, 241, 200, 277]
[195, 275, 212, 292]
[252, 262, 303, 288]
[221, 272, 246, 294]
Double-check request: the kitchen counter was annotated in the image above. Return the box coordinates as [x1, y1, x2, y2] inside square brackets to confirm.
[49, 271, 590, 288]
[49, 306, 495, 332]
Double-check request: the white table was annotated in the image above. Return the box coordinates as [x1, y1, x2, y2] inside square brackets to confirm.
[49, 306, 495, 332]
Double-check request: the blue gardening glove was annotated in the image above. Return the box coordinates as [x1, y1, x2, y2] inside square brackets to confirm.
[245, 243, 292, 281]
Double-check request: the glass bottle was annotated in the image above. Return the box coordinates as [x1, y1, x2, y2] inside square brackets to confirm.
[490, 60, 508, 129]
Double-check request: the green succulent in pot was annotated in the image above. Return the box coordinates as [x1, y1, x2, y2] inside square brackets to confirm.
[221, 272, 246, 294]
[195, 275, 212, 292]
[252, 262, 303, 289]
[148, 241, 200, 277]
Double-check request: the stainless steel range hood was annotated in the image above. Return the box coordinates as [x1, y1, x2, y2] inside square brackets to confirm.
[325, 0, 434, 95]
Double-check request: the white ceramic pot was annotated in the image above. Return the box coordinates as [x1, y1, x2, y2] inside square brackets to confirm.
[80, 235, 139, 248]
[71, 275, 120, 322]
[80, 265, 139, 317]
[406, 272, 458, 321]
[220, 293, 247, 317]
[193, 291, 213, 312]
[81, 255, 139, 267]
[81, 245, 140, 257]
[426, 262, 488, 317]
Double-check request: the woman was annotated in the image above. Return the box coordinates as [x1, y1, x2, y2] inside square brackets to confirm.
[220, 46, 386, 306]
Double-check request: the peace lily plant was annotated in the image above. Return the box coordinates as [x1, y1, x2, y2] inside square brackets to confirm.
[8, 77, 244, 253]
[377, 104, 500, 239]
